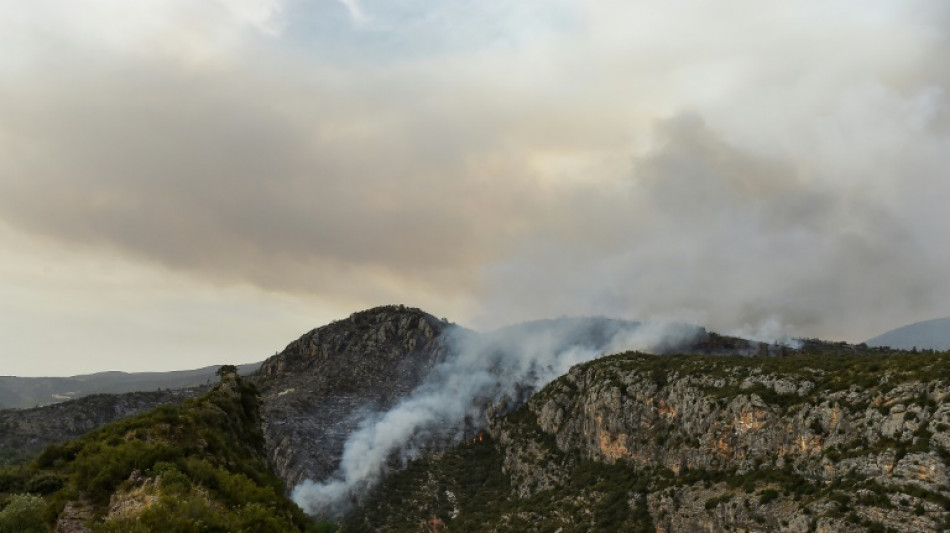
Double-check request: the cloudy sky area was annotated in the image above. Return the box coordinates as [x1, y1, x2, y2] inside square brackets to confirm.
[1, 0, 948, 375]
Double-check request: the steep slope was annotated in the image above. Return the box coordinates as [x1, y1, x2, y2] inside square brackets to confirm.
[0, 305, 452, 482]
[254, 306, 452, 490]
[254, 307, 718, 512]
[4, 307, 701, 498]
[867, 317, 950, 351]
[0, 387, 206, 466]
[344, 348, 950, 533]
[0, 372, 320, 532]
[0, 362, 261, 409]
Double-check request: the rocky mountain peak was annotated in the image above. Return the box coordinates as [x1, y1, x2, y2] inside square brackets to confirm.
[257, 305, 449, 384]
[253, 305, 454, 490]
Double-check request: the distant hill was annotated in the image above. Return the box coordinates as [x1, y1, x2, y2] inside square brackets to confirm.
[0, 361, 261, 409]
[865, 317, 950, 350]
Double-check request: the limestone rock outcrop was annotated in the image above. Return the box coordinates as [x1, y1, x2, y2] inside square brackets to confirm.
[253, 305, 452, 490]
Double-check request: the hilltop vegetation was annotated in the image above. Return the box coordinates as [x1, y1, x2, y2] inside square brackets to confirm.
[0, 371, 323, 532]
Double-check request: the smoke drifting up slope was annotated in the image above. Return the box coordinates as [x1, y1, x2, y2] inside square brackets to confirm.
[291, 318, 702, 517]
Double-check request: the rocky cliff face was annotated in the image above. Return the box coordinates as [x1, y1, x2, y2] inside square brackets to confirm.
[251, 308, 712, 499]
[253, 305, 452, 490]
[344, 348, 950, 533]
[499, 351, 950, 532]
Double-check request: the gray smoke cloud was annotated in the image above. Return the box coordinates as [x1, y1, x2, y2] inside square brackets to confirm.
[477, 109, 950, 341]
[2, 1, 950, 376]
[290, 318, 702, 516]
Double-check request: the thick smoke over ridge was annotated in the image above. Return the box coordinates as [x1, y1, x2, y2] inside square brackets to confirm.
[3, 1, 950, 375]
[291, 318, 702, 516]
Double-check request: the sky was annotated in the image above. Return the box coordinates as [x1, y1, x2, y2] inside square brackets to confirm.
[1, 0, 949, 376]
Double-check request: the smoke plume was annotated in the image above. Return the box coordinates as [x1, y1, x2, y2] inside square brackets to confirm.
[4, 1, 950, 377]
[291, 318, 702, 517]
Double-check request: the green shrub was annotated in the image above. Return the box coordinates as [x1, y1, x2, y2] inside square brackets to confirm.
[0, 493, 46, 533]
[24, 472, 65, 495]
[758, 489, 779, 504]
[0, 467, 28, 494]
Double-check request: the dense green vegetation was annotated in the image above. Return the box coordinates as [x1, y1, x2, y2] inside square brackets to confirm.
[0, 371, 321, 532]
[0, 441, 33, 468]
[0, 493, 45, 533]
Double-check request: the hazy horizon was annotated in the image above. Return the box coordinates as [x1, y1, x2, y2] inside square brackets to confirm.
[2, 1, 949, 375]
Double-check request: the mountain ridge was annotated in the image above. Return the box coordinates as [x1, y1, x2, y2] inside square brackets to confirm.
[5, 306, 949, 532]
[867, 317, 950, 351]
[0, 362, 262, 410]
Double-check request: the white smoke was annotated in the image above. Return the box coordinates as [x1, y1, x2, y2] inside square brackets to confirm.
[290, 317, 702, 517]
[728, 316, 804, 349]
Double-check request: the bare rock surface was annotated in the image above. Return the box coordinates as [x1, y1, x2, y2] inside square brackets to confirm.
[488, 352, 950, 532]
[253, 305, 452, 490]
